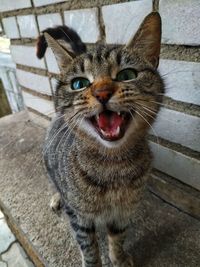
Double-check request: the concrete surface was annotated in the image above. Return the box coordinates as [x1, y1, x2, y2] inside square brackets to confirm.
[0, 208, 35, 267]
[0, 111, 200, 267]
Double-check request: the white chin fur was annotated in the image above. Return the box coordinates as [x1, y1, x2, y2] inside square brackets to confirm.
[79, 119, 133, 148]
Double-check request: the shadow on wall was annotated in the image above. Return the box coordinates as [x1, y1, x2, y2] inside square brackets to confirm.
[0, 78, 11, 118]
[0, 51, 24, 116]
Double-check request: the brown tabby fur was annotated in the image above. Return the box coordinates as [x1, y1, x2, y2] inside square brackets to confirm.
[39, 12, 164, 267]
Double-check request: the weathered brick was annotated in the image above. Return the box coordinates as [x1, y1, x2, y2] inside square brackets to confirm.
[45, 48, 60, 74]
[10, 45, 46, 69]
[0, 0, 31, 12]
[64, 8, 100, 43]
[150, 141, 200, 191]
[22, 91, 54, 117]
[33, 0, 68, 7]
[160, 0, 200, 45]
[2, 17, 20, 39]
[151, 108, 200, 152]
[159, 59, 200, 105]
[17, 15, 38, 38]
[37, 13, 62, 32]
[16, 69, 52, 95]
[102, 1, 152, 44]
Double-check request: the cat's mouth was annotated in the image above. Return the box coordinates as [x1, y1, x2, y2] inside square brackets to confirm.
[89, 110, 131, 141]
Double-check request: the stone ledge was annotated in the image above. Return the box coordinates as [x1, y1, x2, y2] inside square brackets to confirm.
[0, 111, 200, 267]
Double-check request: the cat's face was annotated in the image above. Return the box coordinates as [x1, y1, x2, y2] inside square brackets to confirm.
[45, 12, 163, 148]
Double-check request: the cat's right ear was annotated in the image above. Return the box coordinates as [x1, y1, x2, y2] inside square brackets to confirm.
[44, 32, 73, 71]
[126, 12, 161, 68]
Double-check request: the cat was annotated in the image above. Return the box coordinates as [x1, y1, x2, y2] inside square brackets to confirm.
[37, 12, 163, 267]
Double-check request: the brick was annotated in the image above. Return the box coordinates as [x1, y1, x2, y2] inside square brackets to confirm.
[0, 0, 31, 12]
[2, 17, 20, 39]
[10, 45, 46, 69]
[33, 0, 67, 7]
[37, 13, 62, 32]
[64, 8, 100, 43]
[160, 0, 200, 45]
[45, 48, 60, 74]
[22, 91, 54, 117]
[151, 108, 200, 152]
[159, 59, 200, 105]
[102, 1, 152, 44]
[17, 15, 38, 38]
[16, 69, 52, 95]
[150, 141, 200, 191]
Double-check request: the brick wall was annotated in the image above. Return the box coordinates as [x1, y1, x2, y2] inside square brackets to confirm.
[0, 0, 199, 190]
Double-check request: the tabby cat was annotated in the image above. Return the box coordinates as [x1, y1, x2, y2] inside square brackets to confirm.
[38, 12, 163, 267]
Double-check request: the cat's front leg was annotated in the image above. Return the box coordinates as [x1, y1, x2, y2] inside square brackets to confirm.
[69, 213, 102, 267]
[107, 223, 135, 267]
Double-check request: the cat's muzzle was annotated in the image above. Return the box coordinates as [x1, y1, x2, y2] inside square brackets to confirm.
[89, 110, 131, 141]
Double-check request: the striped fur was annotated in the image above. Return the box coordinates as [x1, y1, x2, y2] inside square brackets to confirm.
[42, 12, 163, 267]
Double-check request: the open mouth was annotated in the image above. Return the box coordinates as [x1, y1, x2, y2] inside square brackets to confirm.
[89, 110, 131, 141]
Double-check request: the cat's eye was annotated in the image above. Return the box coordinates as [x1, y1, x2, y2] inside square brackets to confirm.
[71, 78, 90, 90]
[116, 69, 137, 82]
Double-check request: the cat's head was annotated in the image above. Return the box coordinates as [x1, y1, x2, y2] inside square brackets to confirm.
[41, 12, 164, 149]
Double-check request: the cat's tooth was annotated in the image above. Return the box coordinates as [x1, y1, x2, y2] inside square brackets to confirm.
[101, 129, 107, 136]
[96, 114, 99, 120]
[117, 112, 121, 116]
[116, 126, 120, 135]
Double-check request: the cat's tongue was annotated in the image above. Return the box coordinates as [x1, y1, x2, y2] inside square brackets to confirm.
[97, 111, 123, 139]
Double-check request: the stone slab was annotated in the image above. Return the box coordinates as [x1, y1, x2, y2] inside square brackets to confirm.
[150, 141, 200, 191]
[159, 59, 200, 105]
[10, 45, 46, 70]
[16, 69, 52, 96]
[0, 219, 16, 253]
[2, 242, 35, 267]
[37, 13, 63, 32]
[102, 1, 152, 44]
[160, 0, 200, 45]
[0, 0, 31, 12]
[33, 0, 68, 7]
[2, 17, 20, 39]
[0, 111, 200, 267]
[151, 108, 200, 152]
[22, 91, 54, 117]
[64, 8, 100, 43]
[17, 15, 38, 39]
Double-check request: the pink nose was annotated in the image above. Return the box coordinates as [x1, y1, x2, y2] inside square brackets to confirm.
[93, 88, 114, 104]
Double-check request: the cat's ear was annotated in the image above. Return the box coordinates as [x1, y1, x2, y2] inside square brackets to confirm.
[126, 12, 161, 68]
[44, 32, 73, 71]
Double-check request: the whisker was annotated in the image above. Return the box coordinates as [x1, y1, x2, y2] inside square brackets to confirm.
[133, 109, 160, 147]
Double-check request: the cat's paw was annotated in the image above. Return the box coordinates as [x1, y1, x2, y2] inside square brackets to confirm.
[50, 192, 61, 212]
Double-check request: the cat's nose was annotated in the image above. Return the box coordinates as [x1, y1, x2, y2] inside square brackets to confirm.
[93, 88, 114, 105]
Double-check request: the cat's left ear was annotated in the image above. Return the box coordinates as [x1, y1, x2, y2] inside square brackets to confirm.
[126, 12, 161, 68]
[44, 32, 73, 71]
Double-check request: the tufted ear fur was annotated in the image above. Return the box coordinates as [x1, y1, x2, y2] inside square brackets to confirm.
[43, 32, 74, 71]
[126, 12, 161, 68]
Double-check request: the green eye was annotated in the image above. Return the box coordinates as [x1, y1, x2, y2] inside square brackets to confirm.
[71, 78, 90, 90]
[116, 68, 137, 82]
